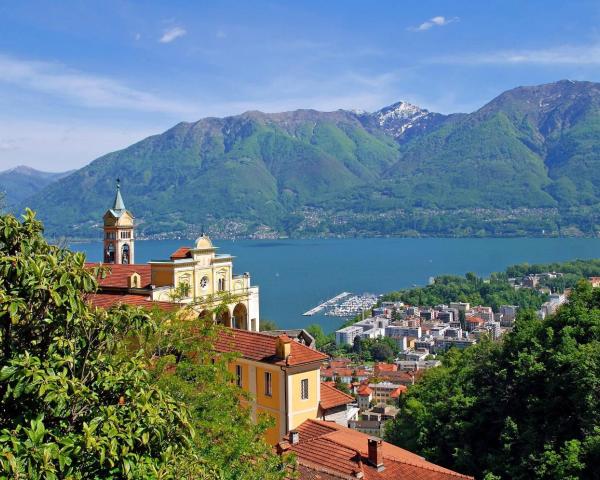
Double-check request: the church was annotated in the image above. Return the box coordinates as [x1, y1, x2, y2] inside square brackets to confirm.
[88, 181, 260, 331]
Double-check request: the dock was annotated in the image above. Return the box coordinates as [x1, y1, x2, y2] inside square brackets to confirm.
[303, 292, 352, 316]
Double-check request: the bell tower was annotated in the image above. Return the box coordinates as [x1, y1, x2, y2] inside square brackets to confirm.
[103, 180, 135, 264]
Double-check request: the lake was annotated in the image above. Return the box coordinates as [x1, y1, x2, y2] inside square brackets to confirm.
[73, 237, 600, 332]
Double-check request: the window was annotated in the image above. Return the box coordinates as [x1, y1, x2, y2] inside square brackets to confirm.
[218, 278, 226, 291]
[236, 365, 243, 388]
[264, 372, 272, 397]
[301, 378, 309, 400]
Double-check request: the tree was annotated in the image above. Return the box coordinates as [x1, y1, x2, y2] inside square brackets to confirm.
[259, 319, 278, 331]
[385, 282, 600, 479]
[370, 341, 394, 362]
[0, 210, 288, 479]
[0, 210, 197, 478]
[334, 377, 351, 395]
[306, 324, 331, 349]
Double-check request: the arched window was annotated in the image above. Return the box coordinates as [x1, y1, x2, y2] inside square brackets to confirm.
[105, 243, 115, 263]
[122, 244, 130, 265]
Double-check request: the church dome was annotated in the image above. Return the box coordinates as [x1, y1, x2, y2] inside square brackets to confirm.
[195, 234, 214, 250]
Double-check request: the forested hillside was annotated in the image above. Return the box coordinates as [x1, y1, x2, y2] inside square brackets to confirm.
[20, 80, 600, 239]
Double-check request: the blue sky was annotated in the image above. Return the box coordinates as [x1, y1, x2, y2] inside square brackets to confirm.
[1, 0, 600, 171]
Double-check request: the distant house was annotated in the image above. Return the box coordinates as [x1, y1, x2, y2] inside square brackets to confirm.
[318, 382, 358, 427]
[357, 384, 373, 411]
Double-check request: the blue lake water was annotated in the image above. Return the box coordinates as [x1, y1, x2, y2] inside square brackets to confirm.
[73, 237, 600, 333]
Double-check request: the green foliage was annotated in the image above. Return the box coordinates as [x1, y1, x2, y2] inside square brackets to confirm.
[0, 210, 287, 479]
[334, 377, 351, 395]
[305, 324, 333, 350]
[259, 319, 278, 331]
[351, 336, 398, 363]
[382, 272, 547, 312]
[22, 81, 600, 239]
[0, 209, 195, 478]
[385, 281, 600, 479]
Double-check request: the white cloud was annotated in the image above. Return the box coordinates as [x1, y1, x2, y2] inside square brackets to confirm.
[159, 26, 187, 43]
[434, 43, 600, 65]
[0, 53, 197, 115]
[0, 119, 163, 171]
[411, 15, 458, 32]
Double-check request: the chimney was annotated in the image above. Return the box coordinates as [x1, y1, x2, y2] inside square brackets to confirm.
[289, 430, 299, 445]
[276, 335, 292, 361]
[367, 437, 384, 471]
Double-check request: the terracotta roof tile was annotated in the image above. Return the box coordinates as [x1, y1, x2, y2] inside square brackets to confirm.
[289, 419, 474, 480]
[170, 247, 192, 260]
[320, 382, 355, 410]
[85, 263, 152, 289]
[390, 385, 407, 398]
[357, 385, 373, 396]
[466, 317, 485, 324]
[215, 328, 327, 367]
[86, 292, 177, 311]
[374, 363, 397, 373]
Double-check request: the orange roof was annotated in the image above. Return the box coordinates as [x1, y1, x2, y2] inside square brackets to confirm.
[466, 316, 485, 324]
[85, 263, 152, 289]
[329, 359, 351, 368]
[86, 292, 177, 311]
[170, 247, 192, 260]
[357, 385, 373, 396]
[286, 419, 473, 480]
[377, 370, 423, 385]
[374, 362, 397, 373]
[390, 385, 408, 398]
[320, 382, 355, 410]
[215, 328, 327, 367]
[320, 367, 370, 378]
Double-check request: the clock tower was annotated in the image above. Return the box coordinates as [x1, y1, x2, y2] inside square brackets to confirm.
[103, 180, 135, 264]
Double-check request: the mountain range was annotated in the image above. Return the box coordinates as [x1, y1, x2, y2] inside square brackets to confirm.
[10, 79, 600, 239]
[0, 166, 73, 208]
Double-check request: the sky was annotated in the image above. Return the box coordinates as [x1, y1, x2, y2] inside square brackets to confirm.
[2, 0, 600, 171]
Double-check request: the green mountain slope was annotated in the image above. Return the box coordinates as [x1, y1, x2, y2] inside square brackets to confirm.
[25, 110, 401, 237]
[20, 80, 600, 238]
[0, 166, 73, 208]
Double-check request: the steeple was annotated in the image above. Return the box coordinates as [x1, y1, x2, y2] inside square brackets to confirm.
[103, 179, 135, 265]
[113, 178, 125, 211]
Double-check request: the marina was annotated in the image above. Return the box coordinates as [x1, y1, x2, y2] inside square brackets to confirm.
[303, 291, 379, 318]
[325, 293, 379, 318]
[302, 291, 352, 316]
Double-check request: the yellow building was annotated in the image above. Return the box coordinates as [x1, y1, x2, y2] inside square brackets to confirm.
[215, 329, 328, 444]
[90, 183, 260, 331]
[147, 235, 260, 330]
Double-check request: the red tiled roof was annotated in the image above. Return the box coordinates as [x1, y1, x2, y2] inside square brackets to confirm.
[357, 385, 373, 396]
[329, 359, 351, 368]
[86, 292, 177, 311]
[390, 385, 408, 398]
[466, 317, 485, 324]
[170, 247, 192, 260]
[320, 368, 370, 378]
[215, 328, 328, 367]
[374, 362, 397, 373]
[320, 382, 355, 410]
[85, 263, 152, 289]
[377, 370, 423, 385]
[288, 419, 473, 480]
